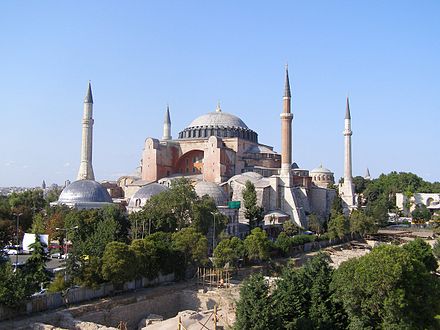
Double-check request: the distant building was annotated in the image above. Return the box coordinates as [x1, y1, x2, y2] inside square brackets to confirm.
[396, 192, 440, 216]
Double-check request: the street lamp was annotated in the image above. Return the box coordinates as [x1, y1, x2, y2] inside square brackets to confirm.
[12, 212, 23, 270]
[210, 211, 218, 252]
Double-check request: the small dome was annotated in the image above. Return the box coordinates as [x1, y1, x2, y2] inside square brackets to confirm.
[310, 165, 333, 174]
[58, 180, 113, 204]
[188, 111, 248, 129]
[128, 183, 168, 209]
[194, 181, 228, 206]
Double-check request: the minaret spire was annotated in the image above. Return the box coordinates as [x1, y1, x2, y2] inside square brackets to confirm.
[339, 96, 355, 209]
[162, 105, 172, 140]
[77, 81, 95, 181]
[280, 65, 293, 177]
[345, 96, 351, 119]
[284, 64, 291, 98]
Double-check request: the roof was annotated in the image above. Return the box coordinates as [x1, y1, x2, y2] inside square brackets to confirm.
[187, 111, 248, 129]
[58, 180, 112, 204]
[310, 165, 333, 174]
[194, 181, 228, 206]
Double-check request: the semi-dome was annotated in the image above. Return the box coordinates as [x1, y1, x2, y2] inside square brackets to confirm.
[58, 180, 113, 206]
[178, 107, 258, 143]
[194, 181, 228, 206]
[128, 183, 168, 212]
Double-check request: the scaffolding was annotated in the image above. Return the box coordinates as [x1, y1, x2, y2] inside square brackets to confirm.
[197, 267, 231, 291]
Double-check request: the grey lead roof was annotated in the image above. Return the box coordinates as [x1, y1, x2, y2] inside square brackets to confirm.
[187, 111, 248, 129]
[84, 81, 93, 104]
[284, 66, 291, 98]
[164, 105, 171, 124]
[58, 180, 112, 203]
[345, 97, 351, 119]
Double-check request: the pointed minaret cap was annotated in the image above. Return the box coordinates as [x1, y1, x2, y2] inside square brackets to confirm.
[345, 97, 351, 119]
[365, 167, 371, 179]
[164, 105, 171, 124]
[84, 81, 93, 104]
[284, 64, 291, 98]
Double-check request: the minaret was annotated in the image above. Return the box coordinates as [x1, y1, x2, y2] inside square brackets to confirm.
[280, 65, 293, 177]
[77, 81, 95, 181]
[365, 167, 371, 180]
[162, 105, 172, 140]
[340, 97, 355, 208]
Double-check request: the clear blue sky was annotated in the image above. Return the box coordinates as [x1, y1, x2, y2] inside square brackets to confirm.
[1, 1, 439, 187]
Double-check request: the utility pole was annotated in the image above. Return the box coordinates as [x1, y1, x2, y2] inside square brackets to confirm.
[210, 211, 218, 252]
[12, 212, 22, 270]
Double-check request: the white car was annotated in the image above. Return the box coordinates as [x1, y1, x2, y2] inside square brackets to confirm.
[4, 249, 18, 255]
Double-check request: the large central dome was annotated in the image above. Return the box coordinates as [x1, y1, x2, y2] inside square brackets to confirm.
[178, 106, 257, 142]
[188, 111, 248, 129]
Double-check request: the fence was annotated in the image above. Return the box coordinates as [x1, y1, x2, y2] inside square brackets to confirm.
[0, 272, 175, 321]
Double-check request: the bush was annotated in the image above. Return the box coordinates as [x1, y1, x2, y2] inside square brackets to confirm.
[47, 273, 68, 293]
[290, 234, 316, 247]
[275, 232, 291, 256]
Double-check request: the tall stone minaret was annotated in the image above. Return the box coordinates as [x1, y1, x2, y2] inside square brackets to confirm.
[77, 81, 95, 181]
[339, 97, 355, 208]
[280, 65, 293, 177]
[162, 105, 172, 140]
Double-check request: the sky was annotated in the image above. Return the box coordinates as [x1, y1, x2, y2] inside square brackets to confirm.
[0, 1, 439, 187]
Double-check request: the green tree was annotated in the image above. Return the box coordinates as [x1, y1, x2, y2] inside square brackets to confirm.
[274, 232, 291, 256]
[234, 273, 272, 330]
[331, 244, 440, 329]
[349, 209, 377, 236]
[244, 228, 270, 262]
[403, 238, 438, 272]
[0, 219, 14, 248]
[0, 263, 28, 308]
[191, 195, 227, 236]
[144, 232, 185, 277]
[330, 195, 344, 218]
[327, 214, 349, 240]
[411, 204, 431, 222]
[31, 213, 46, 234]
[172, 227, 208, 266]
[213, 236, 244, 268]
[23, 235, 50, 292]
[130, 239, 160, 279]
[283, 220, 300, 236]
[242, 180, 264, 230]
[271, 253, 341, 329]
[353, 175, 369, 194]
[308, 213, 324, 234]
[101, 242, 136, 286]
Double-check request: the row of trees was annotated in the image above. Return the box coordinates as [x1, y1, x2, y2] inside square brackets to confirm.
[235, 238, 440, 329]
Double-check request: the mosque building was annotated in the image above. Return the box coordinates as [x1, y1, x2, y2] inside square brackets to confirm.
[54, 67, 358, 231]
[119, 67, 357, 230]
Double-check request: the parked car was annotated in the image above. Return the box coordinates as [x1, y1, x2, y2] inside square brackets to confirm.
[51, 252, 63, 259]
[4, 248, 18, 255]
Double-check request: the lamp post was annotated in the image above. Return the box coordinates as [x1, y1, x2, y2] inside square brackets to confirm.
[210, 211, 218, 252]
[12, 212, 22, 270]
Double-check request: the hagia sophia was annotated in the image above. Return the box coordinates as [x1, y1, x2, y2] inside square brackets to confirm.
[54, 68, 357, 235]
